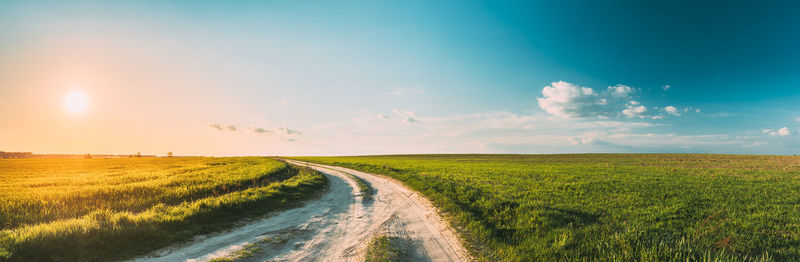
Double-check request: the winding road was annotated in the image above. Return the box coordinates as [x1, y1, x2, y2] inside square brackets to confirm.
[132, 160, 471, 262]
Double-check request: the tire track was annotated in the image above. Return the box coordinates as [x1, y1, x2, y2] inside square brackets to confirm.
[132, 160, 471, 262]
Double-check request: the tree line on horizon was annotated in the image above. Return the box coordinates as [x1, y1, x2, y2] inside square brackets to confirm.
[0, 151, 160, 159]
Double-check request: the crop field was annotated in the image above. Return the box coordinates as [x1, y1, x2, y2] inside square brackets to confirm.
[291, 154, 800, 261]
[0, 157, 327, 262]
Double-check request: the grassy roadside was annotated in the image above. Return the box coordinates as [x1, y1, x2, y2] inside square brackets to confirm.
[286, 160, 373, 200]
[207, 232, 296, 262]
[364, 235, 406, 262]
[0, 163, 328, 262]
[289, 154, 800, 261]
[346, 172, 374, 201]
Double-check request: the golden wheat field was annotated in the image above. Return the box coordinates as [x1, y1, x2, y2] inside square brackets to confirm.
[0, 157, 327, 261]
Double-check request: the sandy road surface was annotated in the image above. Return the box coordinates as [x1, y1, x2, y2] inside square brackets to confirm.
[132, 159, 471, 262]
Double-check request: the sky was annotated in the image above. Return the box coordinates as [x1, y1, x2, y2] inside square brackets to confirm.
[2, 0, 800, 156]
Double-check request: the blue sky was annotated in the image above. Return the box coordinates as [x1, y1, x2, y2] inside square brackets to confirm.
[2, 0, 800, 156]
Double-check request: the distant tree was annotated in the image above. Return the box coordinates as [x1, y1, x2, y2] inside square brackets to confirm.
[84, 153, 92, 159]
[167, 152, 173, 158]
[136, 152, 142, 158]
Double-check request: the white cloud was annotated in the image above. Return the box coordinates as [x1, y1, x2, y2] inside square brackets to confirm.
[762, 127, 790, 136]
[664, 106, 681, 116]
[622, 103, 648, 118]
[709, 112, 733, 118]
[663, 84, 670, 91]
[742, 142, 766, 148]
[652, 115, 664, 119]
[609, 84, 634, 96]
[681, 107, 700, 113]
[211, 123, 300, 137]
[386, 86, 424, 96]
[392, 109, 417, 118]
[568, 136, 596, 145]
[603, 133, 739, 148]
[305, 110, 660, 154]
[247, 126, 301, 142]
[537, 81, 639, 119]
[291, 107, 786, 156]
[374, 109, 422, 123]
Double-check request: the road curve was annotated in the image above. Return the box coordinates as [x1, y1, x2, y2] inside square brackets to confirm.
[132, 159, 471, 262]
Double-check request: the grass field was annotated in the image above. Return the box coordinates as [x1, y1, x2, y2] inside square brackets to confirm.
[291, 154, 800, 261]
[0, 157, 327, 262]
[364, 235, 406, 262]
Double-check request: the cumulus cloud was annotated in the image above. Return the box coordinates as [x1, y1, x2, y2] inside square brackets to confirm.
[762, 127, 790, 136]
[663, 84, 670, 91]
[775, 127, 790, 136]
[664, 106, 681, 116]
[622, 101, 648, 118]
[376, 113, 390, 119]
[209, 124, 237, 131]
[537, 81, 640, 119]
[608, 84, 634, 95]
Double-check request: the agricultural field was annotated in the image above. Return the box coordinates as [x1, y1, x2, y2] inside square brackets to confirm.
[291, 154, 800, 261]
[0, 157, 327, 262]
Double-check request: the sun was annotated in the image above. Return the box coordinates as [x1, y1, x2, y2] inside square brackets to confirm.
[64, 91, 89, 114]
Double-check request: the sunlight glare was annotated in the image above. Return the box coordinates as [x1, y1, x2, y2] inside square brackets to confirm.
[64, 91, 88, 114]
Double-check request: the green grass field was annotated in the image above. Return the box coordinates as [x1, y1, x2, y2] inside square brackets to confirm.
[291, 154, 800, 261]
[364, 235, 406, 262]
[0, 157, 327, 262]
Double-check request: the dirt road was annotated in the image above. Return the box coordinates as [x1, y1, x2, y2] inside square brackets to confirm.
[133, 160, 471, 262]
